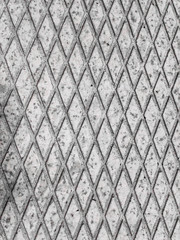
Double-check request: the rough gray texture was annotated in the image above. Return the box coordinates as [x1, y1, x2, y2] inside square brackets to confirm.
[0, 0, 180, 239]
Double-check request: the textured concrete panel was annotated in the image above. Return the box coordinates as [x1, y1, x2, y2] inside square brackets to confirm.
[0, 0, 180, 239]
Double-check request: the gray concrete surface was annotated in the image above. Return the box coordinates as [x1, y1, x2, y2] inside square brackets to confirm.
[0, 0, 180, 239]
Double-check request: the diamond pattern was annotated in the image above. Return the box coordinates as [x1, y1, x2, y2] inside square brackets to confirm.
[90, 0, 104, 31]
[2, 144, 20, 185]
[172, 220, 180, 240]
[6, 39, 23, 78]
[145, 96, 159, 133]
[59, 69, 74, 107]
[0, 62, 11, 104]
[1, 201, 17, 239]
[13, 172, 29, 212]
[14, 226, 27, 240]
[69, 44, 84, 82]
[39, 15, 54, 54]
[4, 91, 23, 131]
[0, 11, 12, 52]
[97, 225, 111, 239]
[137, 25, 150, 59]
[70, 0, 85, 30]
[57, 226, 69, 240]
[116, 223, 130, 240]
[163, 4, 177, 38]
[80, 20, 94, 56]
[58, 119, 73, 157]
[27, 40, 45, 80]
[86, 200, 101, 236]
[106, 197, 120, 235]
[60, 17, 74, 56]
[98, 71, 114, 107]
[25, 144, 41, 184]
[126, 146, 140, 182]
[99, 22, 113, 58]
[163, 195, 176, 231]
[154, 221, 168, 240]
[78, 119, 93, 157]
[173, 75, 180, 110]
[89, 46, 103, 82]
[48, 93, 64, 131]
[8, 0, 25, 26]
[108, 95, 122, 132]
[35, 172, 51, 210]
[108, 46, 122, 83]
[164, 50, 178, 85]
[128, 1, 141, 36]
[17, 13, 35, 52]
[77, 225, 90, 240]
[155, 26, 168, 61]
[145, 146, 158, 183]
[29, 0, 45, 28]
[118, 23, 131, 58]
[127, 48, 140, 84]
[163, 98, 177, 133]
[136, 223, 150, 240]
[117, 71, 131, 109]
[172, 28, 180, 63]
[16, 67, 33, 105]
[87, 145, 102, 183]
[136, 73, 150, 109]
[68, 94, 83, 131]
[50, 0, 65, 29]
[97, 170, 111, 209]
[145, 49, 160, 86]
[97, 120, 112, 157]
[116, 171, 130, 208]
[126, 96, 141, 132]
[135, 121, 149, 157]
[107, 145, 122, 182]
[44, 199, 60, 238]
[1, 1, 180, 239]
[126, 196, 139, 233]
[36, 118, 53, 157]
[23, 199, 39, 239]
[77, 172, 91, 209]
[88, 95, 103, 132]
[38, 67, 53, 105]
[172, 171, 180, 208]
[67, 145, 83, 184]
[154, 172, 168, 206]
[117, 121, 131, 157]
[145, 196, 159, 232]
[154, 122, 168, 157]
[26, 93, 43, 132]
[146, 3, 159, 37]
[49, 42, 64, 81]
[56, 172, 72, 209]
[135, 171, 150, 207]
[46, 143, 61, 183]
[65, 198, 81, 236]
[14, 117, 31, 157]
[163, 146, 177, 182]
[109, 0, 123, 34]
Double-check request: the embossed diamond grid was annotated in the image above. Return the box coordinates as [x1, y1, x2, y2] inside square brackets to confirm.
[0, 0, 180, 239]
